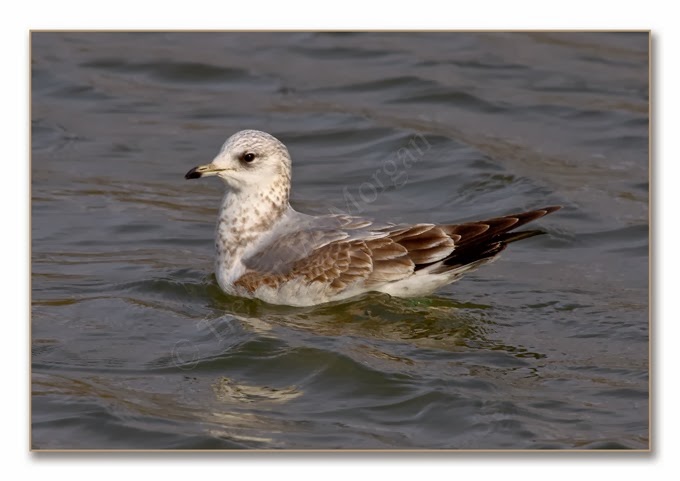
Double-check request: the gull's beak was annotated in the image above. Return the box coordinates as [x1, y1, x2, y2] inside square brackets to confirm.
[185, 164, 224, 180]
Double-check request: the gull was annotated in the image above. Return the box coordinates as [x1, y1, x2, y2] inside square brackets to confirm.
[185, 130, 560, 307]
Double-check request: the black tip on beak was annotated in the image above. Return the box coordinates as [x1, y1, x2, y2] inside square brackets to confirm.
[185, 167, 202, 179]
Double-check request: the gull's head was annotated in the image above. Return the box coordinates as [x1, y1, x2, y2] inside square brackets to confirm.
[185, 130, 292, 192]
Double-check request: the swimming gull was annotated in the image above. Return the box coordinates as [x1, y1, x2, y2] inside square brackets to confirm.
[185, 130, 560, 307]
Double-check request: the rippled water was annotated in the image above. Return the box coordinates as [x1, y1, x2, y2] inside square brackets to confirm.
[31, 32, 649, 449]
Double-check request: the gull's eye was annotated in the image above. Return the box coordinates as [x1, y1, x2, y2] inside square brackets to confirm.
[242, 152, 256, 163]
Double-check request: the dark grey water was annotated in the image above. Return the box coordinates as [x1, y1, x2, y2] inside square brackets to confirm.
[31, 32, 649, 450]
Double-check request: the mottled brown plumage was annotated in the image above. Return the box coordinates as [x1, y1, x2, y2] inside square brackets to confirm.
[185, 129, 560, 306]
[233, 206, 561, 300]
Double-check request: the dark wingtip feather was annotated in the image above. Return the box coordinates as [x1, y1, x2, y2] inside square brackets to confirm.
[496, 205, 562, 230]
[423, 205, 560, 272]
[498, 229, 546, 244]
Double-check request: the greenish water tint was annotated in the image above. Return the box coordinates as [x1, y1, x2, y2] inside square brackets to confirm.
[31, 32, 648, 449]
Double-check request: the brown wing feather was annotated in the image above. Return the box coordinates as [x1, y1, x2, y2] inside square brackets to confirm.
[235, 206, 560, 295]
[364, 238, 414, 285]
[235, 237, 414, 294]
[386, 225, 455, 265]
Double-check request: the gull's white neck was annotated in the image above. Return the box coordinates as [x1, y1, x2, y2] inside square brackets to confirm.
[214, 180, 290, 292]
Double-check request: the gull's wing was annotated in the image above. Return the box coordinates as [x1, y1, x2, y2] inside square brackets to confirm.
[240, 212, 387, 275]
[235, 206, 560, 296]
[236, 234, 415, 294]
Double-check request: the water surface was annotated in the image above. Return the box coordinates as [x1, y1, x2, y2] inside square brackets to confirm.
[31, 32, 649, 449]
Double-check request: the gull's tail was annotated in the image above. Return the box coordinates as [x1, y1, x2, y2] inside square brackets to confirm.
[421, 206, 561, 274]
